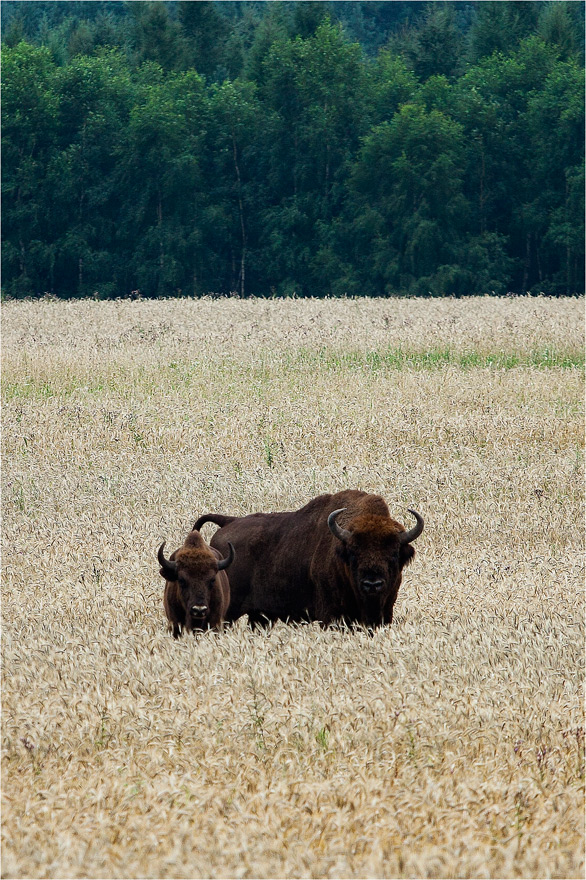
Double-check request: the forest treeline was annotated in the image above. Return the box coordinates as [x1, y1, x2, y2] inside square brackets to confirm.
[2, 0, 584, 299]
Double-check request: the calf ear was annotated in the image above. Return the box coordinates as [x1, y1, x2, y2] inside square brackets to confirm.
[399, 544, 415, 568]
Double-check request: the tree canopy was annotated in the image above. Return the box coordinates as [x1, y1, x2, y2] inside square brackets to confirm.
[2, 0, 584, 298]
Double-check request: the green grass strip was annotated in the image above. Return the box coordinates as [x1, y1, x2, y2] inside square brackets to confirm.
[297, 346, 584, 372]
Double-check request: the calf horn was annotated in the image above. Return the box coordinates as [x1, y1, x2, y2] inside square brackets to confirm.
[217, 542, 235, 571]
[328, 508, 352, 543]
[399, 510, 424, 544]
[158, 541, 178, 578]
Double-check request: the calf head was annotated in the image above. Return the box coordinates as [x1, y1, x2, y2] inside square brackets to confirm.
[328, 507, 423, 622]
[158, 538, 234, 631]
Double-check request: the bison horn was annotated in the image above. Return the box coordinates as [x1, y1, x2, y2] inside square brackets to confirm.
[157, 541, 178, 579]
[399, 509, 424, 544]
[328, 508, 352, 543]
[217, 542, 235, 571]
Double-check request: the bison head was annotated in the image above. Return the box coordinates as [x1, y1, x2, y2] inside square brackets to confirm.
[327, 507, 423, 623]
[158, 540, 234, 631]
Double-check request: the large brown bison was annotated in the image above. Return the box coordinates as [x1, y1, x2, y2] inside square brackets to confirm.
[193, 490, 423, 628]
[157, 530, 234, 637]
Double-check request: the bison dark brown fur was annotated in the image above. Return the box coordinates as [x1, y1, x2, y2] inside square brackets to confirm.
[193, 490, 423, 628]
[157, 530, 234, 638]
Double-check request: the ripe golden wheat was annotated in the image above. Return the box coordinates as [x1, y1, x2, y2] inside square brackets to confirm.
[2, 295, 584, 879]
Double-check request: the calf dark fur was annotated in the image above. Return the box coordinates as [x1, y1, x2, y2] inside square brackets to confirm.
[158, 530, 234, 637]
[193, 490, 423, 628]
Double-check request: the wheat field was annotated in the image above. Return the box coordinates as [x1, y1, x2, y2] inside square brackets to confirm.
[2, 295, 584, 879]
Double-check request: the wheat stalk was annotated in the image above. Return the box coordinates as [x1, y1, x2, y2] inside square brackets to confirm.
[2, 296, 584, 879]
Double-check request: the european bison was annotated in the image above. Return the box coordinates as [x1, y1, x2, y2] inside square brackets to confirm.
[157, 530, 234, 638]
[193, 490, 423, 628]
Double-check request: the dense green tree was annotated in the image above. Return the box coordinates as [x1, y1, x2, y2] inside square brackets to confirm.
[467, 1, 540, 61]
[257, 19, 368, 294]
[66, 10, 126, 59]
[204, 79, 263, 295]
[1, 2, 584, 299]
[406, 3, 466, 80]
[523, 56, 585, 293]
[369, 48, 417, 123]
[345, 103, 473, 296]
[242, 2, 292, 86]
[119, 67, 208, 297]
[291, 1, 329, 39]
[537, 1, 585, 63]
[178, 1, 239, 80]
[335, 1, 428, 57]
[48, 52, 136, 297]
[2, 43, 59, 296]
[127, 2, 186, 71]
[453, 35, 583, 293]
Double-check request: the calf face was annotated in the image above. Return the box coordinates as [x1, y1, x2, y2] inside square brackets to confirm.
[158, 534, 234, 636]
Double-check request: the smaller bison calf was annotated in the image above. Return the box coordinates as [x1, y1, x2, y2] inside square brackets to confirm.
[157, 531, 234, 638]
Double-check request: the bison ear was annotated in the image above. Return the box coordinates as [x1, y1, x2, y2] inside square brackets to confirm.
[399, 544, 415, 568]
[334, 541, 353, 564]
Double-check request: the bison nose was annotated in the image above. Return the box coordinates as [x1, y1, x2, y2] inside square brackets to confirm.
[360, 578, 384, 595]
[190, 605, 208, 618]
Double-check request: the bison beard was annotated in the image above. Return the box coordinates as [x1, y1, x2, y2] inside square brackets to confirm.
[193, 490, 423, 628]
